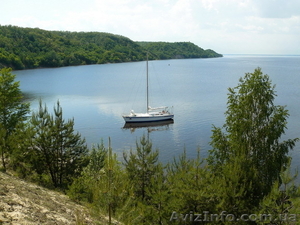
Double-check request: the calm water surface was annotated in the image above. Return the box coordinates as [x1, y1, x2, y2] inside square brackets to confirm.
[15, 55, 300, 174]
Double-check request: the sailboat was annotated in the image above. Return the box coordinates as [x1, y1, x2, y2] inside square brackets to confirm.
[122, 54, 174, 123]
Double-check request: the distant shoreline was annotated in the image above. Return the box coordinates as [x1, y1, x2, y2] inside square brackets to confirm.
[0, 25, 222, 70]
[223, 54, 300, 57]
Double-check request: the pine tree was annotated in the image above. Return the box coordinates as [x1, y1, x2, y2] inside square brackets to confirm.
[122, 135, 161, 224]
[145, 162, 171, 224]
[0, 68, 30, 171]
[257, 162, 299, 224]
[67, 141, 107, 203]
[123, 135, 159, 202]
[69, 138, 130, 224]
[95, 138, 128, 224]
[30, 100, 88, 188]
[167, 149, 216, 224]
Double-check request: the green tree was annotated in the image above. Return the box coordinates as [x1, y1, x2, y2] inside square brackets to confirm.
[0, 25, 222, 70]
[210, 153, 259, 223]
[30, 100, 88, 189]
[67, 141, 107, 203]
[144, 163, 170, 224]
[0, 68, 30, 171]
[69, 139, 128, 224]
[257, 164, 299, 224]
[6, 122, 35, 178]
[208, 68, 298, 208]
[122, 135, 161, 224]
[123, 135, 159, 202]
[122, 162, 170, 225]
[167, 150, 217, 224]
[95, 138, 129, 224]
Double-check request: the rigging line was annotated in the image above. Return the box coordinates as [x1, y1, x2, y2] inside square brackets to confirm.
[124, 61, 145, 112]
[148, 61, 169, 107]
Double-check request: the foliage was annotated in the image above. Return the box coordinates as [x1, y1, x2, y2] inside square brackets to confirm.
[69, 139, 130, 224]
[137, 41, 222, 59]
[0, 68, 30, 170]
[1, 65, 299, 224]
[30, 100, 89, 189]
[208, 68, 298, 210]
[0, 25, 145, 69]
[122, 135, 173, 224]
[94, 138, 128, 224]
[257, 164, 299, 224]
[167, 149, 218, 224]
[123, 135, 160, 202]
[50, 67, 300, 224]
[67, 142, 107, 203]
[0, 25, 222, 70]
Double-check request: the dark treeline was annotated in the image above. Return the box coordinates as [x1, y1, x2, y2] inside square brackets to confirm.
[138, 41, 222, 59]
[1, 67, 299, 224]
[0, 25, 222, 70]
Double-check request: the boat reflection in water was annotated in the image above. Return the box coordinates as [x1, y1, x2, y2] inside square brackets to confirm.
[123, 119, 174, 133]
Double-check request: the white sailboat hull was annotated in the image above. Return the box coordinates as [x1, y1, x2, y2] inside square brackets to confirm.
[122, 53, 174, 123]
[123, 113, 174, 123]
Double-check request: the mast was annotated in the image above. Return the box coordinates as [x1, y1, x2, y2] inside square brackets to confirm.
[146, 52, 149, 113]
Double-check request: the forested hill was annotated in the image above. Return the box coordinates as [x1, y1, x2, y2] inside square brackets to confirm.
[137, 41, 222, 59]
[0, 25, 222, 70]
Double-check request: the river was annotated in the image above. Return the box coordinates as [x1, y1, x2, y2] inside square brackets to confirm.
[15, 55, 300, 175]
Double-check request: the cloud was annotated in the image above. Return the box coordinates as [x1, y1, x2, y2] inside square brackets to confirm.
[2, 0, 300, 54]
[252, 0, 300, 18]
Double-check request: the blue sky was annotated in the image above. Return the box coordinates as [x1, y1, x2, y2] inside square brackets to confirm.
[2, 0, 300, 54]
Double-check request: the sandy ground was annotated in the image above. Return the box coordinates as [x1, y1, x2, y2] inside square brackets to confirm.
[0, 171, 97, 224]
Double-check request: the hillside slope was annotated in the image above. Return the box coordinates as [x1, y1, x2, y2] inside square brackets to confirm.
[137, 41, 222, 59]
[0, 25, 222, 70]
[0, 25, 145, 70]
[0, 172, 113, 224]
